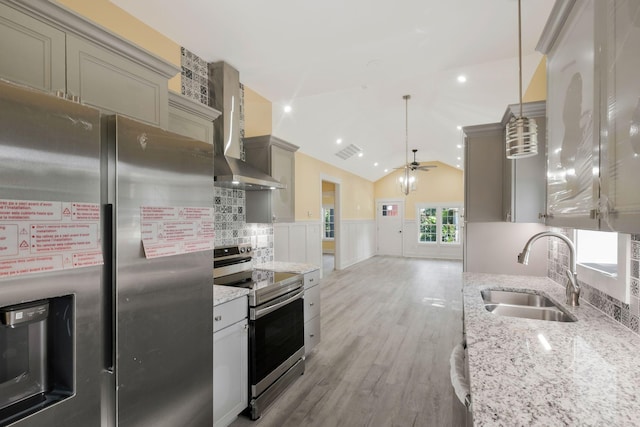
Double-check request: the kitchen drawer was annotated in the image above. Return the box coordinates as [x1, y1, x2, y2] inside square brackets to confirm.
[304, 269, 320, 290]
[304, 284, 321, 323]
[213, 296, 247, 333]
[304, 316, 321, 356]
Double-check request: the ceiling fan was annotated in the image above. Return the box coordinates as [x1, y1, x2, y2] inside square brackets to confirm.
[395, 149, 438, 172]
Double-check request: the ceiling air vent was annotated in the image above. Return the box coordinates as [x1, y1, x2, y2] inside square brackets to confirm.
[335, 144, 362, 160]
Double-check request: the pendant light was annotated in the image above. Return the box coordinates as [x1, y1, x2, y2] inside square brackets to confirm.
[399, 95, 417, 195]
[505, 0, 538, 159]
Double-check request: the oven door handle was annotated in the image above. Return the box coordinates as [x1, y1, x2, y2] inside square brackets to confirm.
[253, 289, 304, 320]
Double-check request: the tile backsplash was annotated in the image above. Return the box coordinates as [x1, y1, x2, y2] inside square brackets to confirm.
[548, 228, 640, 335]
[214, 187, 274, 264]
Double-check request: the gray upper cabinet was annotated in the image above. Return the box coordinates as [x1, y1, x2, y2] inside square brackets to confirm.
[464, 101, 547, 224]
[0, 2, 65, 93]
[244, 135, 299, 223]
[463, 123, 504, 222]
[538, 0, 640, 233]
[0, 0, 178, 127]
[538, 0, 599, 230]
[501, 101, 547, 223]
[598, 0, 640, 233]
[66, 35, 170, 127]
[168, 91, 220, 145]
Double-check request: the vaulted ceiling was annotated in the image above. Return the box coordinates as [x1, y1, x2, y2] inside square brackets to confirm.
[112, 0, 555, 182]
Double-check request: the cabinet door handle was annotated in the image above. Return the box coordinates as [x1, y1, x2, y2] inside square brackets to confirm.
[309, 278, 314, 282]
[309, 302, 314, 306]
[214, 315, 222, 321]
[309, 334, 315, 337]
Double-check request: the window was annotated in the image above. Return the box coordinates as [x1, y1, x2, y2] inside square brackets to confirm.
[576, 229, 617, 275]
[323, 207, 335, 239]
[419, 208, 437, 242]
[417, 205, 462, 244]
[440, 208, 460, 243]
[382, 204, 399, 217]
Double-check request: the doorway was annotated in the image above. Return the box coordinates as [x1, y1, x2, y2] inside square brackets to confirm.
[376, 200, 404, 256]
[321, 178, 340, 275]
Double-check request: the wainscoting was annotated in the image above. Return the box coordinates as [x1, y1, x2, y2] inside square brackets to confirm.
[402, 220, 463, 260]
[342, 219, 376, 269]
[274, 219, 376, 275]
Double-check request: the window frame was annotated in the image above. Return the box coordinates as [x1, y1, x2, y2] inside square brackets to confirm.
[573, 229, 630, 303]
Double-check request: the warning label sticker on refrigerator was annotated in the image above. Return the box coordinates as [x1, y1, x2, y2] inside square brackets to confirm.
[140, 206, 215, 259]
[0, 199, 103, 278]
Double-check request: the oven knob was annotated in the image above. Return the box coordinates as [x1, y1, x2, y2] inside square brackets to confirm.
[247, 247, 252, 253]
[239, 247, 245, 253]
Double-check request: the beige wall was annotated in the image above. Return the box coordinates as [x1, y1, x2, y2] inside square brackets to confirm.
[523, 57, 547, 102]
[57, 0, 182, 92]
[296, 153, 375, 222]
[244, 87, 273, 137]
[374, 162, 464, 220]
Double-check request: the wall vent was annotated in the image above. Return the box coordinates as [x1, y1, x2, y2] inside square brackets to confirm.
[335, 144, 362, 160]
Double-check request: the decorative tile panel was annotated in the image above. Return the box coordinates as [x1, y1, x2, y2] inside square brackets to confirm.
[180, 47, 209, 105]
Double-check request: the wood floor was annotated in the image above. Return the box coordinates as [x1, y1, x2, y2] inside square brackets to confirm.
[230, 256, 465, 427]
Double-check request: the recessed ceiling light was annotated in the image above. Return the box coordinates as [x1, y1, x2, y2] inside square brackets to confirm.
[456, 164, 461, 168]
[456, 125, 462, 130]
[336, 138, 342, 144]
[457, 144, 462, 149]
[374, 162, 378, 167]
[358, 152, 363, 158]
[457, 75, 467, 83]
[457, 157, 461, 160]
[384, 169, 388, 173]
[283, 105, 292, 113]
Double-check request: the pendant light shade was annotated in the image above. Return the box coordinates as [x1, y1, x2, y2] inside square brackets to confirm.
[506, 116, 538, 158]
[506, 0, 538, 159]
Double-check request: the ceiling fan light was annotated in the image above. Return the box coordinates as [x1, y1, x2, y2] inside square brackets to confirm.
[506, 116, 538, 159]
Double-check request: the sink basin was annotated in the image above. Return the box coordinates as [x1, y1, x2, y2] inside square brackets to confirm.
[481, 289, 558, 308]
[480, 289, 577, 322]
[484, 304, 576, 322]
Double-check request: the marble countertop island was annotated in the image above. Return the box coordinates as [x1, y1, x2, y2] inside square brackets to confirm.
[254, 261, 319, 274]
[213, 284, 249, 306]
[464, 273, 640, 426]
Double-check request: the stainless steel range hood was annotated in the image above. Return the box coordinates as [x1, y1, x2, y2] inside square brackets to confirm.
[208, 61, 284, 190]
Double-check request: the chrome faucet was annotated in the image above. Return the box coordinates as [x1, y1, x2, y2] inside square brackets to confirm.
[517, 231, 580, 306]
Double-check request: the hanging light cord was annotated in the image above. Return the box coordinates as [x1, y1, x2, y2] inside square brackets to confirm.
[404, 95, 410, 168]
[518, 0, 523, 118]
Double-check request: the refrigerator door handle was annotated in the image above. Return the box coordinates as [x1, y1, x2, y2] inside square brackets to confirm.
[104, 203, 114, 373]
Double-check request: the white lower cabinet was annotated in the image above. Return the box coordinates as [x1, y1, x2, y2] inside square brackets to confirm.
[213, 297, 248, 427]
[303, 269, 321, 356]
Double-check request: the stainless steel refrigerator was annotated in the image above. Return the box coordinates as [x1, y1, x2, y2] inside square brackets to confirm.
[0, 80, 214, 426]
[103, 115, 214, 427]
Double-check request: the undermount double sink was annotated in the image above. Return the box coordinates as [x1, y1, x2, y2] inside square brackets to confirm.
[481, 289, 577, 322]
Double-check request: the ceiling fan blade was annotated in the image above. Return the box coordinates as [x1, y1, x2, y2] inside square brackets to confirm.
[416, 165, 437, 171]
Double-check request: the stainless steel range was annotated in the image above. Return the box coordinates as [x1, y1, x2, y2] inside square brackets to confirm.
[213, 244, 305, 420]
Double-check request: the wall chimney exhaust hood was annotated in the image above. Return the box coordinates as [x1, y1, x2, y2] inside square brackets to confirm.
[208, 61, 284, 190]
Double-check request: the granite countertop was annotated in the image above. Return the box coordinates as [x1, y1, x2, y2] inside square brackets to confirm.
[254, 261, 319, 274]
[213, 284, 249, 306]
[464, 273, 640, 426]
